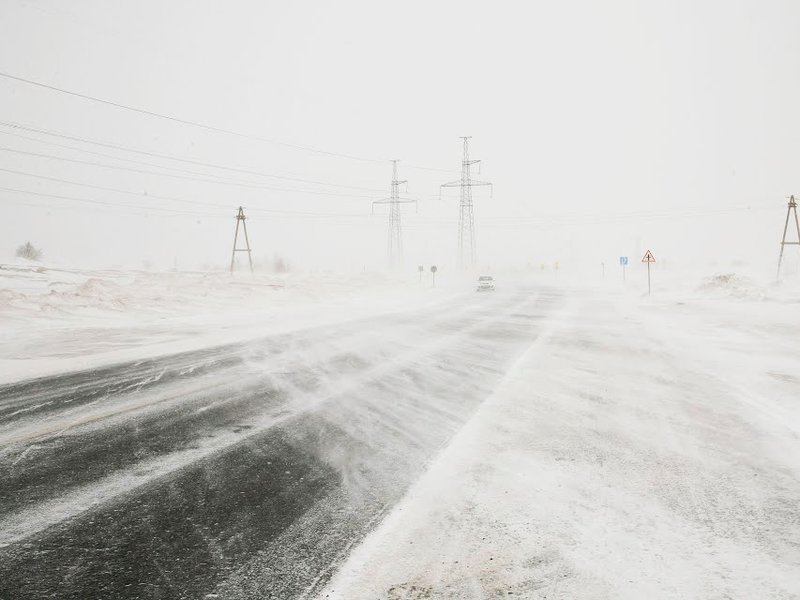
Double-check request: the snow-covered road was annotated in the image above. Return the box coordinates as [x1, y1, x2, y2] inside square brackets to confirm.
[0, 283, 561, 599]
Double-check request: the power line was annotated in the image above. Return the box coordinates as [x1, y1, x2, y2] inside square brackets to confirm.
[400, 205, 768, 230]
[4, 184, 763, 227]
[0, 128, 242, 179]
[0, 70, 390, 163]
[402, 163, 460, 174]
[5, 197, 224, 219]
[0, 120, 387, 192]
[0, 166, 227, 210]
[6, 196, 384, 228]
[0, 183, 375, 219]
[0, 131, 381, 198]
[475, 206, 767, 224]
[3, 157, 763, 230]
[0, 184, 225, 215]
[0, 129, 391, 200]
[0, 74, 459, 173]
[0, 144, 382, 199]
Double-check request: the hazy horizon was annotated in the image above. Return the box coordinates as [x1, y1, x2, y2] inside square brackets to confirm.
[2, 0, 800, 273]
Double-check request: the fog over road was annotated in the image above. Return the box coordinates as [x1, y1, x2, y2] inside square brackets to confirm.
[0, 285, 559, 599]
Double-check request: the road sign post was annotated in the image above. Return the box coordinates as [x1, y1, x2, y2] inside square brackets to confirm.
[430, 265, 437, 287]
[619, 256, 628, 281]
[641, 250, 655, 296]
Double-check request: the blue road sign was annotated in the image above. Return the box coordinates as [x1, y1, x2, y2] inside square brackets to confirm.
[619, 256, 629, 266]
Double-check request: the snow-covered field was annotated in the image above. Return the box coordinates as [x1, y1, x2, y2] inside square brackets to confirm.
[0, 261, 458, 384]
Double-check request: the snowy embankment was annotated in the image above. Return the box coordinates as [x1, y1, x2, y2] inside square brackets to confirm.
[0, 261, 457, 384]
[321, 273, 800, 599]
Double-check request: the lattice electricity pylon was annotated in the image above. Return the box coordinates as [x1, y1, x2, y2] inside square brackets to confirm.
[777, 194, 800, 280]
[230, 206, 253, 273]
[440, 137, 492, 269]
[372, 160, 417, 268]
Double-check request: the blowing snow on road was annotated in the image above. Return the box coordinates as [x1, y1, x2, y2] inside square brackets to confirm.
[1, 267, 799, 599]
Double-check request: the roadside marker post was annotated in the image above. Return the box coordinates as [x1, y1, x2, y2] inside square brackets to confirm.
[601, 262, 605, 280]
[418, 265, 423, 283]
[430, 265, 438, 287]
[619, 256, 628, 281]
[641, 250, 656, 295]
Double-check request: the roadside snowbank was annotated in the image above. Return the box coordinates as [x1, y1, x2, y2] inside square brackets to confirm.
[0, 263, 462, 384]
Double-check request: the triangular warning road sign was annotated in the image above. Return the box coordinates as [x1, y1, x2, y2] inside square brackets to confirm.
[641, 250, 656, 263]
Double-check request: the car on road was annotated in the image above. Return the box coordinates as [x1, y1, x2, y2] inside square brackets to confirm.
[476, 275, 495, 291]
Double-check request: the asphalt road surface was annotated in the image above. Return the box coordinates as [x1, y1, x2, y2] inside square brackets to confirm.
[0, 285, 560, 599]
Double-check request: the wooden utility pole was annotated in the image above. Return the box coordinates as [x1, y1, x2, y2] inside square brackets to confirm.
[230, 206, 253, 273]
[777, 195, 800, 280]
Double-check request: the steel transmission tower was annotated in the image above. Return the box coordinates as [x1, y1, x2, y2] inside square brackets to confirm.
[230, 206, 253, 273]
[440, 137, 492, 269]
[777, 194, 800, 280]
[372, 160, 417, 268]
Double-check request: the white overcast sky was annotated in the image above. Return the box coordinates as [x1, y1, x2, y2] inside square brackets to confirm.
[1, 0, 799, 271]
